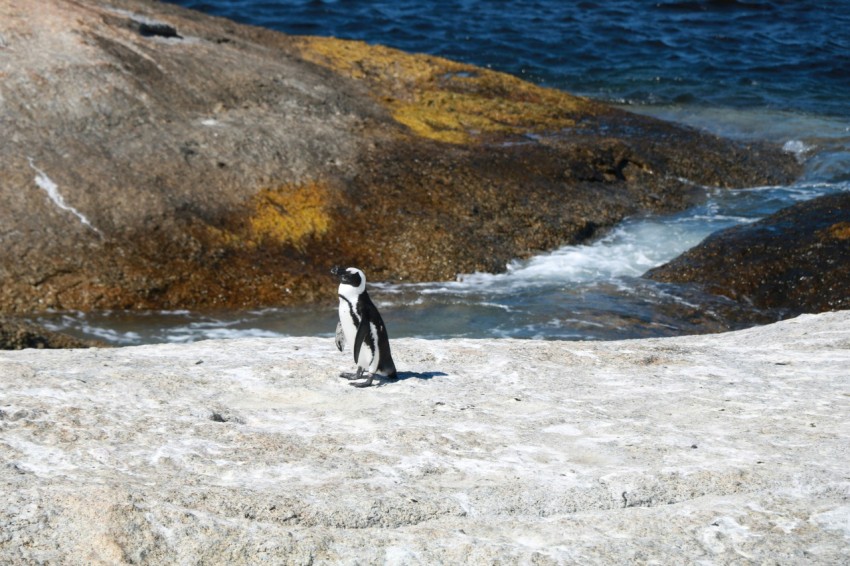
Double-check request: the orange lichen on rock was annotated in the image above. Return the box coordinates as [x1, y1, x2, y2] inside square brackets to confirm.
[247, 182, 332, 249]
[824, 221, 850, 240]
[292, 36, 593, 144]
[206, 181, 334, 252]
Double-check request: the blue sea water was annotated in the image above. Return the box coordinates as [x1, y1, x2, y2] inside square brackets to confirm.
[35, 0, 850, 343]
[171, 0, 850, 119]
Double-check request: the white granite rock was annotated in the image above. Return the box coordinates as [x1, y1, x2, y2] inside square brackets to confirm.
[2, 312, 849, 564]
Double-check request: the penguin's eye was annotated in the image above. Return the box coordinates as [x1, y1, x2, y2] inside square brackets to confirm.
[346, 272, 362, 287]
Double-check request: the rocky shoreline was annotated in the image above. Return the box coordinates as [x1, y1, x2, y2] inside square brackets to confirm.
[2, 311, 849, 563]
[5, 189, 846, 349]
[1, 0, 799, 316]
[2, 0, 846, 349]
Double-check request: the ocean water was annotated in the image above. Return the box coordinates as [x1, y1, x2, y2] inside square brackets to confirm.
[172, 0, 850, 119]
[34, 0, 850, 343]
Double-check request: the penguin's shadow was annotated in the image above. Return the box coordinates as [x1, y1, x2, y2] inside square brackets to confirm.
[384, 370, 448, 384]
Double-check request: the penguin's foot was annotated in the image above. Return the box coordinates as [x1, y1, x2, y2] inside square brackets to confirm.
[350, 373, 375, 388]
[340, 368, 365, 381]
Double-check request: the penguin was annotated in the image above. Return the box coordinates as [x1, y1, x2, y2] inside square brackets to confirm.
[331, 266, 398, 387]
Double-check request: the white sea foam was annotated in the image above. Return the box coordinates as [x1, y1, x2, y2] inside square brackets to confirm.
[510, 222, 690, 280]
[167, 327, 284, 343]
[446, 216, 714, 294]
[783, 139, 814, 159]
[449, 180, 849, 296]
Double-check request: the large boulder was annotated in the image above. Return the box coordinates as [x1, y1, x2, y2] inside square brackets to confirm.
[645, 191, 850, 314]
[1, 0, 800, 314]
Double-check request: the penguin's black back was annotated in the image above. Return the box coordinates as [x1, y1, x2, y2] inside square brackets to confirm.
[357, 291, 397, 378]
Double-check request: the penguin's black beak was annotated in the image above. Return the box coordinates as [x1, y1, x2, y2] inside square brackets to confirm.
[330, 265, 344, 278]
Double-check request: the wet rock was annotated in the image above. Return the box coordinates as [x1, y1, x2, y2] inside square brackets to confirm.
[0, 0, 800, 314]
[645, 192, 850, 314]
[0, 316, 105, 349]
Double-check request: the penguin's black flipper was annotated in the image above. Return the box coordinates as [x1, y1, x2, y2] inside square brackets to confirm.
[334, 321, 345, 352]
[353, 319, 370, 364]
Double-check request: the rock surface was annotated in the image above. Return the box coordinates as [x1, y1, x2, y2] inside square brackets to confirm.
[645, 192, 850, 315]
[2, 311, 849, 564]
[1, 0, 799, 313]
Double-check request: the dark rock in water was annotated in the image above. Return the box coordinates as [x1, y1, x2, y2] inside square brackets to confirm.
[645, 192, 850, 315]
[0, 0, 800, 315]
[0, 317, 105, 350]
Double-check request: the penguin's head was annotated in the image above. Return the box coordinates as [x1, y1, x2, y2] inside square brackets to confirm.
[331, 266, 366, 293]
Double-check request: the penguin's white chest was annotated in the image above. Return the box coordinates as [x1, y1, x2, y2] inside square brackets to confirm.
[338, 299, 358, 345]
[338, 296, 376, 370]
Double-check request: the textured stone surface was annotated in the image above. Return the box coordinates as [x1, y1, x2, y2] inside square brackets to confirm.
[1, 311, 849, 564]
[645, 192, 850, 314]
[1, 0, 799, 314]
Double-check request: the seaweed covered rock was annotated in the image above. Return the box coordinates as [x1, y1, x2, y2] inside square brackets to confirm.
[645, 192, 850, 314]
[0, 0, 800, 314]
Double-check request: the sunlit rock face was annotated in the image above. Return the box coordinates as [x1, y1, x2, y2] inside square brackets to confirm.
[0, 0, 799, 315]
